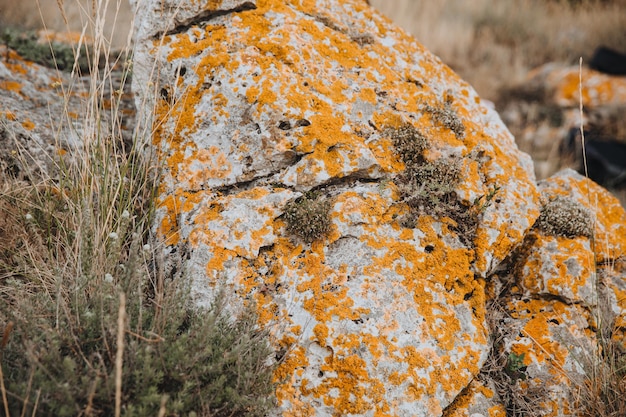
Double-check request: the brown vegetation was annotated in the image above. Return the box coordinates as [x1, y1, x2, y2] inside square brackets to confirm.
[370, 0, 626, 101]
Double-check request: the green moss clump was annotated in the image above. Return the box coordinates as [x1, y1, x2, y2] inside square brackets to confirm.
[534, 195, 594, 238]
[283, 191, 332, 243]
[1, 29, 90, 72]
[389, 123, 461, 223]
[398, 157, 462, 212]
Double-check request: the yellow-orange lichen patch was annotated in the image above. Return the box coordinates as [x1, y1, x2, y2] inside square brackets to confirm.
[518, 232, 595, 303]
[2, 110, 17, 121]
[37, 29, 93, 46]
[554, 66, 626, 107]
[178, 147, 233, 189]
[473, 183, 540, 274]
[442, 379, 501, 417]
[508, 298, 588, 374]
[21, 119, 35, 130]
[0, 80, 23, 95]
[0, 48, 33, 75]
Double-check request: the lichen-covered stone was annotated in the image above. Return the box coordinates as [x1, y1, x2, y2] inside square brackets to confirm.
[0, 46, 81, 181]
[499, 63, 626, 182]
[526, 63, 626, 108]
[130, 0, 543, 415]
[0, 44, 134, 182]
[489, 169, 626, 416]
[538, 169, 626, 261]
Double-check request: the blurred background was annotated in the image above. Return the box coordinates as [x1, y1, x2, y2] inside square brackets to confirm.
[1, 0, 625, 202]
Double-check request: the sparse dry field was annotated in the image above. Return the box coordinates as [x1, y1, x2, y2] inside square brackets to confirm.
[370, 0, 626, 99]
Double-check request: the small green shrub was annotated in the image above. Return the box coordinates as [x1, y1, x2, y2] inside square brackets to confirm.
[534, 195, 594, 238]
[389, 123, 478, 241]
[1, 274, 276, 417]
[506, 352, 527, 380]
[1, 28, 90, 72]
[472, 183, 501, 213]
[283, 191, 332, 243]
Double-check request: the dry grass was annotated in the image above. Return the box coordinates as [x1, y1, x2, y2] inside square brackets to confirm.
[370, 0, 626, 100]
[0, 0, 133, 49]
[0, 1, 278, 416]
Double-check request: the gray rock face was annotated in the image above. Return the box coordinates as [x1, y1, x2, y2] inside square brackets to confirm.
[0, 46, 84, 182]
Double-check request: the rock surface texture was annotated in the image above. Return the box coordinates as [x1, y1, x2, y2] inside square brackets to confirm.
[128, 0, 626, 416]
[0, 45, 85, 182]
[0, 43, 134, 183]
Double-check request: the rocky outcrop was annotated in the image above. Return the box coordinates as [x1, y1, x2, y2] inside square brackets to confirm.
[0, 45, 84, 182]
[126, 0, 625, 416]
[0, 42, 133, 183]
[499, 63, 626, 188]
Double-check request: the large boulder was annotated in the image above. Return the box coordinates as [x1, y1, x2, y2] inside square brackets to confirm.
[129, 0, 624, 416]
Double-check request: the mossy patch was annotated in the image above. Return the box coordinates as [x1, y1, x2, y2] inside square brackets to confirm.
[423, 93, 465, 140]
[389, 123, 429, 169]
[283, 191, 332, 243]
[1, 28, 90, 72]
[389, 123, 479, 242]
[397, 157, 462, 220]
[534, 195, 594, 238]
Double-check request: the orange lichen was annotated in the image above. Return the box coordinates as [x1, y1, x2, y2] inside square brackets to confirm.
[540, 172, 626, 261]
[1, 49, 31, 75]
[2, 110, 17, 121]
[37, 29, 93, 45]
[555, 67, 626, 107]
[508, 299, 579, 370]
[0, 80, 23, 94]
[441, 379, 496, 416]
[518, 233, 594, 302]
[21, 119, 35, 130]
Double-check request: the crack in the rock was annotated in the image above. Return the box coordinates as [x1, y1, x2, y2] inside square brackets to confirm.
[157, 2, 257, 38]
[211, 171, 284, 196]
[304, 12, 346, 34]
[307, 174, 384, 197]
